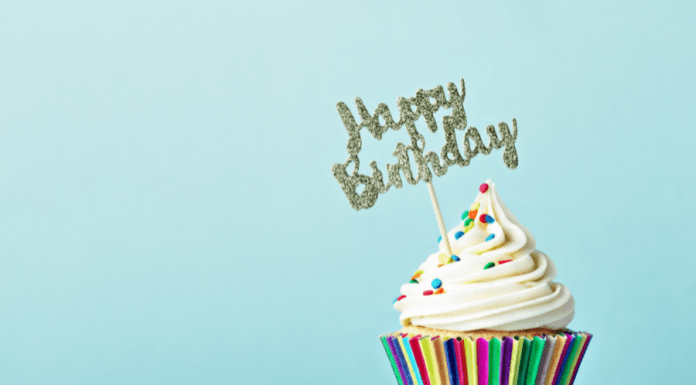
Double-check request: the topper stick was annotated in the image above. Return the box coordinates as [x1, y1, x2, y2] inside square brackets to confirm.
[426, 180, 452, 255]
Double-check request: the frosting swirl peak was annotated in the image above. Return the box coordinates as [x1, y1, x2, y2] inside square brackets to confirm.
[393, 180, 574, 331]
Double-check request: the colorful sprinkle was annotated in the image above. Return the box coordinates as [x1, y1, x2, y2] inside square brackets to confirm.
[484, 262, 495, 270]
[464, 222, 475, 232]
[454, 231, 465, 240]
[438, 235, 442, 243]
[498, 259, 513, 265]
[464, 218, 473, 227]
[461, 211, 469, 220]
[411, 270, 423, 280]
[452, 255, 461, 262]
[438, 253, 449, 264]
[480, 183, 489, 193]
[394, 295, 406, 303]
[434, 288, 445, 295]
[471, 202, 480, 210]
[485, 233, 495, 241]
[423, 290, 433, 296]
[479, 214, 495, 223]
[410, 279, 419, 283]
[468, 209, 478, 219]
[432, 278, 442, 289]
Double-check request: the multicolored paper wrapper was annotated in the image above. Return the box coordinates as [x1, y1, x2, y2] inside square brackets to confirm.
[379, 330, 591, 385]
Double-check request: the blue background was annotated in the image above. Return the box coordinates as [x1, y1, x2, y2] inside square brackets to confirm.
[1, 1, 694, 384]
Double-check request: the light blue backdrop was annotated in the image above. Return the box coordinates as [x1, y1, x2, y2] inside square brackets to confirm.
[1, 1, 694, 384]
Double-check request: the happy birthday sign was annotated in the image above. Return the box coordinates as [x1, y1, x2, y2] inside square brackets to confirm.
[331, 79, 519, 211]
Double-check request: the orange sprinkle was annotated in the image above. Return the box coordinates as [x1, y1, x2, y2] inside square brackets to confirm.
[468, 209, 478, 219]
[434, 288, 445, 294]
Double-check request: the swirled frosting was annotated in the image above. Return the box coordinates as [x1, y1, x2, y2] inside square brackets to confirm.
[393, 180, 574, 331]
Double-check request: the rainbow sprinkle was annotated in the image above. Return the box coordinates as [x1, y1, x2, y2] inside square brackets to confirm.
[483, 260, 514, 270]
[431, 279, 442, 289]
[485, 233, 495, 241]
[479, 214, 495, 224]
[454, 231, 464, 240]
[452, 255, 460, 262]
[480, 183, 489, 193]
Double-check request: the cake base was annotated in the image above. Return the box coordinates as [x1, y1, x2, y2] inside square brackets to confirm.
[396, 325, 566, 340]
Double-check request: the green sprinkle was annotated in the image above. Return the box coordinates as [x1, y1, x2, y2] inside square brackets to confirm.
[464, 218, 473, 226]
[484, 262, 495, 270]
[461, 211, 469, 220]
[410, 279, 418, 284]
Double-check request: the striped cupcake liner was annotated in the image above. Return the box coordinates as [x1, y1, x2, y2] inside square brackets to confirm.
[379, 331, 591, 385]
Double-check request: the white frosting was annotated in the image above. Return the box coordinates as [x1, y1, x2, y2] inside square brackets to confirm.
[394, 180, 575, 331]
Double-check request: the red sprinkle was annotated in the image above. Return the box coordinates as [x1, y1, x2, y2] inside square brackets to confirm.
[480, 183, 489, 193]
[498, 259, 513, 265]
[397, 295, 407, 301]
[423, 290, 434, 296]
[479, 214, 487, 222]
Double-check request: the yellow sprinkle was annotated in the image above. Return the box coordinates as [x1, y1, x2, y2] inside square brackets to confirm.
[438, 253, 449, 264]
[464, 222, 475, 232]
[470, 202, 480, 210]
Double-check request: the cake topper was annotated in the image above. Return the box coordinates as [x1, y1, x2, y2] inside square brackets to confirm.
[331, 79, 518, 254]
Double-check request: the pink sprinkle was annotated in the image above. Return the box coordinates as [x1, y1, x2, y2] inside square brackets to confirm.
[423, 290, 434, 296]
[480, 183, 489, 193]
[498, 259, 513, 265]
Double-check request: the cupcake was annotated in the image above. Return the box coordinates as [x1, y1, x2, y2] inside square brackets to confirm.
[381, 180, 591, 385]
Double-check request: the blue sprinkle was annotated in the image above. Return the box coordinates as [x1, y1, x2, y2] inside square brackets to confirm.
[485, 215, 495, 224]
[454, 231, 465, 240]
[431, 278, 442, 289]
[438, 235, 442, 243]
[485, 233, 495, 241]
[451, 255, 460, 262]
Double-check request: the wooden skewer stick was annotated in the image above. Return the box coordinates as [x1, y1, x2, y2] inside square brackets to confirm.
[426, 180, 451, 255]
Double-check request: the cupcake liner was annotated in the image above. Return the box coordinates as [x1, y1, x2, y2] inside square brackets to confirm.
[380, 331, 591, 385]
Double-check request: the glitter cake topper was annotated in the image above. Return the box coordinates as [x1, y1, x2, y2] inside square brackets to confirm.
[331, 79, 518, 211]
